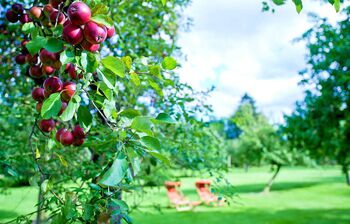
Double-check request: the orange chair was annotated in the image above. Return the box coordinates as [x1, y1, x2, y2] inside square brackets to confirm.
[195, 180, 224, 206]
[164, 181, 201, 211]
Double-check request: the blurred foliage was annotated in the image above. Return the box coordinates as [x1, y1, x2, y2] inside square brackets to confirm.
[284, 7, 350, 182]
[262, 0, 342, 13]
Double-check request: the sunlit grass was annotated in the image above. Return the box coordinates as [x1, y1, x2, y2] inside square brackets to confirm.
[1, 167, 349, 224]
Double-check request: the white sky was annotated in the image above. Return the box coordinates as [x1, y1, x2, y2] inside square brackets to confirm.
[177, 0, 344, 123]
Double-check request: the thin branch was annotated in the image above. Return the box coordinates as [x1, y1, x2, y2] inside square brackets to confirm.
[83, 89, 117, 129]
[50, 190, 65, 205]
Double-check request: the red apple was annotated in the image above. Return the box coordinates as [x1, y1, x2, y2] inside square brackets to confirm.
[83, 21, 107, 44]
[20, 14, 32, 24]
[6, 10, 18, 23]
[67, 2, 91, 26]
[32, 87, 45, 102]
[49, 10, 65, 25]
[73, 138, 84, 146]
[26, 54, 39, 65]
[43, 4, 55, 16]
[42, 65, 56, 75]
[39, 48, 60, 66]
[58, 101, 67, 115]
[63, 23, 83, 45]
[30, 65, 44, 78]
[56, 128, 74, 145]
[15, 54, 26, 64]
[65, 63, 73, 72]
[43, 76, 63, 93]
[81, 40, 100, 52]
[106, 25, 115, 38]
[21, 40, 29, 48]
[44, 90, 51, 98]
[61, 81, 76, 102]
[36, 102, 43, 113]
[66, 63, 77, 79]
[39, 119, 55, 132]
[49, 0, 65, 9]
[55, 128, 65, 142]
[72, 125, 85, 139]
[12, 4, 24, 14]
[29, 6, 42, 20]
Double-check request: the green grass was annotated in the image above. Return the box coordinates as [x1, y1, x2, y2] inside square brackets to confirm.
[1, 167, 350, 223]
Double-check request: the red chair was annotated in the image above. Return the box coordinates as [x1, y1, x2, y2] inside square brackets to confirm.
[165, 181, 201, 211]
[195, 180, 224, 206]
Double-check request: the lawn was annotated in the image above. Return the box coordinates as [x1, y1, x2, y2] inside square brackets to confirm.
[1, 167, 350, 223]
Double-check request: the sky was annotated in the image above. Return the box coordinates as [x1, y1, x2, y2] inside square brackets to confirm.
[177, 0, 344, 123]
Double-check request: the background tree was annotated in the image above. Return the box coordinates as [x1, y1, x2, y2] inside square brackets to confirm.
[284, 7, 350, 185]
[262, 0, 342, 13]
[229, 94, 299, 192]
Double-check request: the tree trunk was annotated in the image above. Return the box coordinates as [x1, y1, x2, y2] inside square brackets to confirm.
[109, 189, 122, 224]
[263, 164, 281, 193]
[244, 163, 249, 173]
[35, 181, 43, 224]
[341, 165, 350, 186]
[227, 155, 232, 169]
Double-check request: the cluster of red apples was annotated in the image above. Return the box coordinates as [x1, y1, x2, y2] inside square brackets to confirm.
[7, 1, 115, 52]
[31, 75, 86, 146]
[5, 1, 117, 147]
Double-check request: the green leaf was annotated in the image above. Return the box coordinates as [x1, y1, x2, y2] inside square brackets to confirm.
[101, 56, 125, 78]
[161, 57, 177, 70]
[89, 183, 101, 191]
[148, 79, 163, 97]
[149, 150, 170, 165]
[292, 0, 303, 13]
[161, 0, 166, 6]
[45, 37, 64, 53]
[102, 99, 117, 120]
[98, 153, 128, 187]
[110, 200, 129, 216]
[60, 49, 75, 65]
[148, 65, 161, 76]
[130, 72, 140, 86]
[91, 3, 109, 15]
[131, 116, 153, 135]
[82, 204, 94, 221]
[77, 106, 92, 129]
[57, 154, 68, 167]
[41, 93, 62, 119]
[123, 214, 133, 224]
[35, 147, 41, 160]
[22, 22, 35, 34]
[154, 113, 175, 123]
[91, 14, 114, 27]
[141, 136, 161, 151]
[41, 179, 53, 193]
[272, 0, 286, 5]
[122, 56, 132, 70]
[97, 68, 115, 89]
[334, 0, 340, 12]
[63, 193, 77, 220]
[26, 36, 48, 55]
[81, 52, 98, 73]
[97, 81, 113, 100]
[60, 95, 81, 122]
[51, 25, 63, 36]
[119, 109, 141, 119]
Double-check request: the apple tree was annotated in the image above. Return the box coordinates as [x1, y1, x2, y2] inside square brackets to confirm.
[0, 0, 216, 223]
[229, 94, 307, 193]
